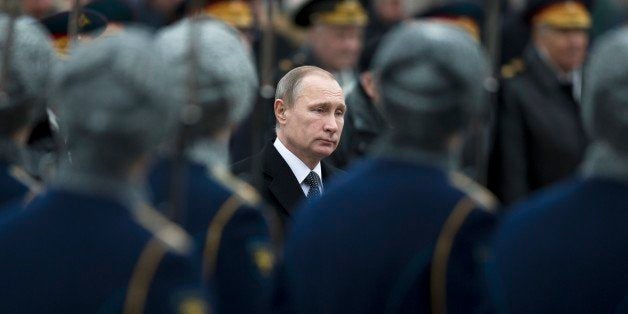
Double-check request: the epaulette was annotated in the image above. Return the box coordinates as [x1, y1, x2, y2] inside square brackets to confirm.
[448, 172, 498, 213]
[133, 203, 193, 255]
[500, 58, 525, 79]
[9, 165, 43, 205]
[210, 166, 261, 207]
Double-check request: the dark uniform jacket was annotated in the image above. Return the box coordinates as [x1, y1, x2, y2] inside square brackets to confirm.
[489, 46, 588, 204]
[149, 159, 277, 314]
[0, 188, 207, 314]
[280, 157, 497, 314]
[231, 142, 342, 229]
[488, 177, 628, 313]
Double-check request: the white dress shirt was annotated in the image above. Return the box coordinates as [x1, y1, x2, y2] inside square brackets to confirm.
[274, 138, 323, 196]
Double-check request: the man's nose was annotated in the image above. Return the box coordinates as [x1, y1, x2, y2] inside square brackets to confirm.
[323, 114, 339, 133]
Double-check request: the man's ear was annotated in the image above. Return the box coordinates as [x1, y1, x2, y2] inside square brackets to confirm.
[274, 99, 287, 125]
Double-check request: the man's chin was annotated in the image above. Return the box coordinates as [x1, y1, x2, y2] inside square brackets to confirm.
[312, 146, 335, 160]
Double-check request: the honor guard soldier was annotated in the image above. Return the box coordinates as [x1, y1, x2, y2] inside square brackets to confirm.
[488, 27, 628, 313]
[150, 19, 279, 314]
[0, 30, 208, 313]
[280, 22, 498, 314]
[488, 0, 591, 204]
[0, 15, 54, 213]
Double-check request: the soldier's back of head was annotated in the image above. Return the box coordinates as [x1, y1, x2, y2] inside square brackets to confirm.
[373, 21, 489, 156]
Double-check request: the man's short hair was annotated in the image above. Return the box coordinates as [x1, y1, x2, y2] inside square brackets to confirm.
[275, 66, 336, 108]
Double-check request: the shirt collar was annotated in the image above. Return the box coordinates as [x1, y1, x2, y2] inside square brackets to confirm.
[274, 137, 323, 184]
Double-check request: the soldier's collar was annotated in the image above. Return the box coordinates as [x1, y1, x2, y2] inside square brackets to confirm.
[52, 162, 148, 209]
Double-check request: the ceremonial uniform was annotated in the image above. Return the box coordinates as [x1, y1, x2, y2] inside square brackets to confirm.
[490, 46, 588, 204]
[488, 177, 628, 313]
[281, 157, 497, 314]
[488, 0, 592, 204]
[149, 160, 277, 314]
[0, 186, 207, 314]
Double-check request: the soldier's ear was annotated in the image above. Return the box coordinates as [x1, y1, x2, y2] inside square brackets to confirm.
[274, 99, 287, 124]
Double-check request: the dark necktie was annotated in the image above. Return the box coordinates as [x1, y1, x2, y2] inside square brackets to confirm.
[304, 171, 321, 200]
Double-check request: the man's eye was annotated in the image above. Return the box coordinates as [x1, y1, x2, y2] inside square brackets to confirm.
[335, 110, 344, 116]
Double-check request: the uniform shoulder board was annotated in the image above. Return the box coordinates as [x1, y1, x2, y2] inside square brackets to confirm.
[448, 172, 498, 213]
[500, 58, 525, 79]
[133, 203, 193, 255]
[210, 166, 261, 207]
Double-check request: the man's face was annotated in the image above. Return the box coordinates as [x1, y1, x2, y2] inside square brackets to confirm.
[22, 0, 55, 19]
[277, 74, 346, 167]
[374, 0, 408, 23]
[309, 24, 364, 73]
[535, 26, 589, 72]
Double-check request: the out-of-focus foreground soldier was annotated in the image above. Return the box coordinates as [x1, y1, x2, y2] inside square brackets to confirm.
[0, 15, 53, 213]
[279, 22, 497, 314]
[151, 18, 279, 314]
[0, 30, 208, 313]
[488, 27, 628, 313]
[489, 0, 591, 204]
[415, 0, 489, 182]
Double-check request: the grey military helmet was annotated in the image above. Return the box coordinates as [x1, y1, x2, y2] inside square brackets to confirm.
[155, 18, 258, 140]
[51, 28, 178, 172]
[373, 21, 489, 151]
[582, 26, 628, 155]
[0, 15, 55, 136]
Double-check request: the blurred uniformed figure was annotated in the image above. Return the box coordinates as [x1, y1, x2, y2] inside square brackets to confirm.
[150, 19, 278, 314]
[0, 30, 208, 313]
[488, 0, 591, 204]
[488, 27, 628, 313]
[279, 22, 497, 314]
[287, 0, 368, 90]
[0, 15, 54, 213]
